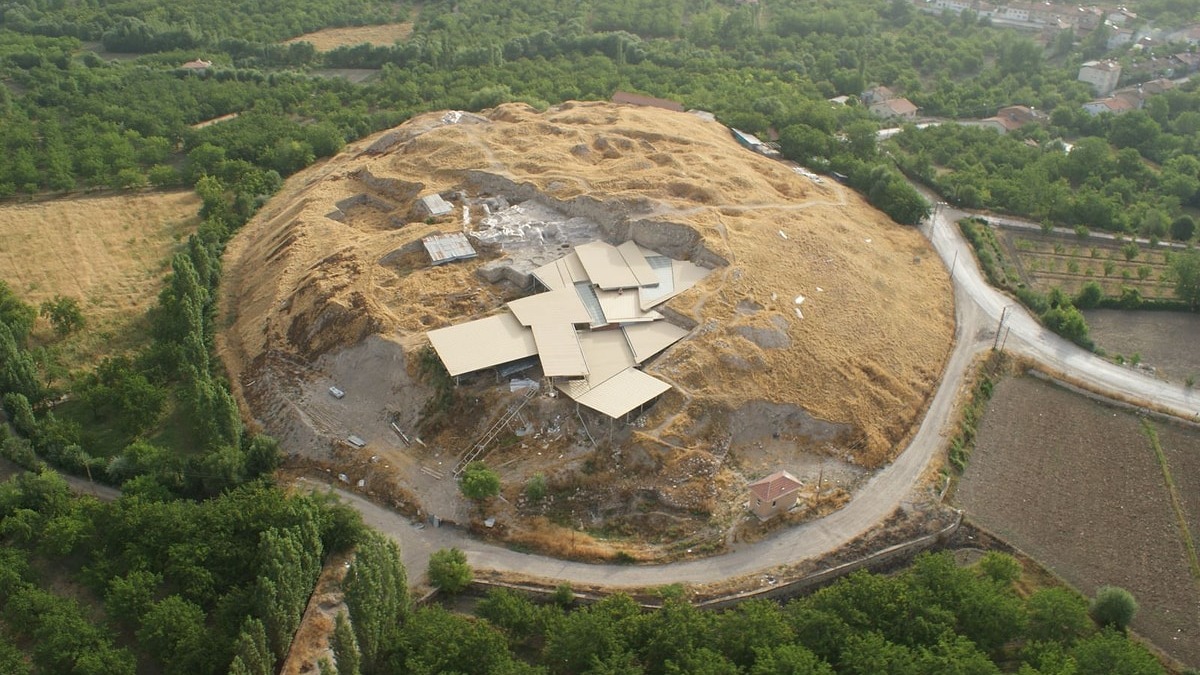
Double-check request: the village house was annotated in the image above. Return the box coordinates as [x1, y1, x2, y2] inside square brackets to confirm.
[748, 470, 804, 520]
[1077, 59, 1122, 96]
[1082, 95, 1137, 116]
[869, 97, 919, 120]
[180, 59, 213, 72]
[967, 104, 1046, 134]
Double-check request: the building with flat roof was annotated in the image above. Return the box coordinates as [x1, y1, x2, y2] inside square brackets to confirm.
[1078, 60, 1122, 96]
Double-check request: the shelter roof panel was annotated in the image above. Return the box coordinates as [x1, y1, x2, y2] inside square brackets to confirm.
[638, 256, 676, 309]
[507, 287, 592, 326]
[531, 323, 588, 377]
[427, 312, 537, 377]
[557, 330, 636, 399]
[531, 252, 588, 290]
[597, 289, 662, 324]
[623, 321, 690, 363]
[570, 368, 671, 418]
[575, 241, 641, 290]
[617, 240, 660, 286]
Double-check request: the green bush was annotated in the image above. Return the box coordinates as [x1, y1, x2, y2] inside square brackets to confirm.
[427, 548, 472, 594]
[460, 462, 501, 501]
[1089, 586, 1138, 631]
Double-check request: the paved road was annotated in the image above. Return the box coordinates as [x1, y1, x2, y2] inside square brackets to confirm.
[924, 203, 1200, 421]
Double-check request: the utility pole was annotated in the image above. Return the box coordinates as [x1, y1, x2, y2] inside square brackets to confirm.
[993, 306, 1009, 351]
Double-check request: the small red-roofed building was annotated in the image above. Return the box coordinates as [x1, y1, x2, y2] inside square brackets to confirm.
[748, 470, 803, 520]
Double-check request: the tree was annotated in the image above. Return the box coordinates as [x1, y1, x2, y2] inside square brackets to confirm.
[1171, 215, 1195, 242]
[331, 611, 361, 675]
[1026, 588, 1094, 645]
[1089, 586, 1138, 632]
[136, 595, 209, 675]
[0, 322, 41, 402]
[428, 547, 472, 594]
[750, 643, 835, 675]
[1071, 629, 1163, 675]
[1167, 250, 1200, 310]
[0, 280, 37, 342]
[343, 531, 409, 672]
[1074, 281, 1103, 309]
[39, 295, 85, 336]
[461, 461, 501, 501]
[230, 617, 275, 675]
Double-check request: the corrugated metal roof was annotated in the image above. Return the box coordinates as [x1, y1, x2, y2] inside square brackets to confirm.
[531, 252, 588, 290]
[570, 368, 671, 418]
[427, 313, 537, 377]
[617, 241, 660, 286]
[597, 289, 662, 323]
[418, 193, 453, 216]
[531, 323, 588, 377]
[575, 241, 642, 290]
[507, 288, 592, 326]
[623, 322, 690, 363]
[422, 233, 477, 265]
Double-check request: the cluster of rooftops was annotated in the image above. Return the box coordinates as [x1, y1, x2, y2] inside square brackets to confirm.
[426, 240, 712, 419]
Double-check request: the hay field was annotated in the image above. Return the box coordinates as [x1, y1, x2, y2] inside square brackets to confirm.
[284, 23, 413, 51]
[220, 102, 953, 469]
[0, 191, 200, 359]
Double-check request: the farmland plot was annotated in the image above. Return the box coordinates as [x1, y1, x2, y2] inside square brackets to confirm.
[996, 229, 1177, 300]
[956, 376, 1200, 668]
[1083, 309, 1200, 383]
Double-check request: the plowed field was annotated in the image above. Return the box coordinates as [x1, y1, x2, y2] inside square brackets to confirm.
[956, 376, 1200, 668]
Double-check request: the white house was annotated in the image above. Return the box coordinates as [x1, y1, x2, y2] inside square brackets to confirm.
[1078, 60, 1122, 96]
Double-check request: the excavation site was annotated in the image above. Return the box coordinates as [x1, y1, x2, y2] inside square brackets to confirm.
[218, 101, 954, 560]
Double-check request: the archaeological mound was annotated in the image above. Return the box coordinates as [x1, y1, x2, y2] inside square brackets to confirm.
[219, 101, 953, 557]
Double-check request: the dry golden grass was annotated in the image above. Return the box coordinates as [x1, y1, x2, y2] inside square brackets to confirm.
[220, 102, 952, 469]
[284, 23, 413, 51]
[0, 190, 200, 364]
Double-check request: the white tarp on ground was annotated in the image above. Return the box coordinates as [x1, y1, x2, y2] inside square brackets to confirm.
[427, 313, 537, 377]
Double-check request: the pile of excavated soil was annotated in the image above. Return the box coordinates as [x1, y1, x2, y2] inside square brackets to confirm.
[218, 101, 953, 471]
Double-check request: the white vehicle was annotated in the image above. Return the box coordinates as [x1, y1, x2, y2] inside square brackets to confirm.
[347, 435, 366, 448]
[329, 386, 345, 399]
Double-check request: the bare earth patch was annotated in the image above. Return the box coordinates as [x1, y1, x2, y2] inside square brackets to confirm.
[1082, 309, 1200, 383]
[285, 23, 413, 51]
[955, 375, 1200, 668]
[0, 190, 200, 362]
